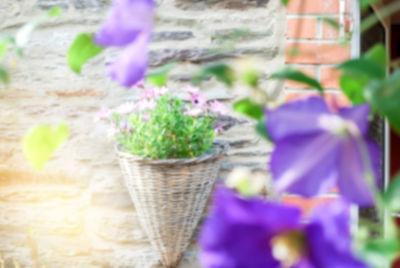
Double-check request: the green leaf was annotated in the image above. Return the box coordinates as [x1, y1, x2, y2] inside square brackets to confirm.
[22, 124, 69, 170]
[255, 118, 271, 142]
[0, 40, 9, 60]
[337, 58, 385, 79]
[320, 18, 340, 30]
[47, 6, 61, 17]
[271, 68, 323, 93]
[365, 44, 387, 68]
[67, 33, 104, 74]
[360, 0, 380, 11]
[241, 70, 259, 88]
[364, 70, 400, 134]
[233, 98, 263, 120]
[146, 62, 176, 87]
[383, 173, 400, 211]
[360, 238, 400, 268]
[339, 74, 368, 104]
[0, 65, 10, 84]
[193, 63, 235, 87]
[281, 0, 290, 5]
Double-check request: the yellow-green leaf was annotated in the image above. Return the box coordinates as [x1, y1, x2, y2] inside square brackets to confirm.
[23, 124, 69, 170]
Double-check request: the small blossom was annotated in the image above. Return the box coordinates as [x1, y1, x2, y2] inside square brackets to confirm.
[155, 86, 169, 96]
[138, 99, 156, 111]
[210, 100, 228, 115]
[114, 102, 136, 114]
[140, 88, 156, 99]
[266, 97, 380, 206]
[191, 93, 207, 108]
[140, 113, 151, 121]
[185, 107, 203, 117]
[199, 186, 367, 268]
[94, 107, 111, 122]
[214, 123, 224, 135]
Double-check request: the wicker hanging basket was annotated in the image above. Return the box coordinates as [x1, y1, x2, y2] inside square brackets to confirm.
[116, 140, 228, 268]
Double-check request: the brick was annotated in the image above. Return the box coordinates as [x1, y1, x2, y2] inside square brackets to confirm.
[321, 67, 342, 88]
[284, 66, 316, 89]
[282, 195, 338, 218]
[286, 0, 340, 14]
[322, 19, 340, 39]
[286, 42, 351, 64]
[286, 18, 317, 39]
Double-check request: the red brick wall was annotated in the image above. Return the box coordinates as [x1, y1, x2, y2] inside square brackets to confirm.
[282, 0, 352, 216]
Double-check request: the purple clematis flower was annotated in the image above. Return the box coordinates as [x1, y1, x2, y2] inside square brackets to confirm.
[95, 0, 155, 87]
[199, 186, 367, 268]
[266, 97, 380, 206]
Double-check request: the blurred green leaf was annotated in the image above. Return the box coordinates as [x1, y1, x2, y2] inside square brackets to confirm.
[146, 62, 176, 87]
[360, 238, 400, 268]
[255, 118, 271, 141]
[241, 70, 259, 88]
[337, 58, 385, 79]
[67, 33, 104, 74]
[23, 124, 69, 170]
[364, 70, 400, 134]
[271, 68, 323, 93]
[47, 6, 61, 17]
[0, 65, 9, 84]
[320, 18, 340, 29]
[365, 44, 387, 68]
[361, 0, 380, 11]
[0, 40, 9, 60]
[281, 0, 290, 5]
[193, 63, 235, 87]
[233, 98, 263, 120]
[383, 173, 400, 211]
[339, 74, 368, 105]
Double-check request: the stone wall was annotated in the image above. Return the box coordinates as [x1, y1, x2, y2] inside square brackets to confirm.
[0, 0, 286, 267]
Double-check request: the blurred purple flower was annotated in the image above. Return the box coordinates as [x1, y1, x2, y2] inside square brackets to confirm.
[183, 85, 200, 95]
[140, 87, 156, 100]
[210, 100, 228, 115]
[138, 99, 156, 111]
[95, 0, 155, 87]
[199, 186, 367, 268]
[191, 93, 207, 108]
[214, 123, 224, 135]
[266, 97, 380, 206]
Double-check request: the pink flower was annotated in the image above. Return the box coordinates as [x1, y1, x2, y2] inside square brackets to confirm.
[185, 108, 203, 117]
[140, 113, 151, 121]
[210, 100, 228, 115]
[214, 123, 224, 135]
[114, 102, 136, 114]
[140, 88, 156, 99]
[94, 107, 111, 122]
[134, 79, 145, 88]
[191, 93, 207, 108]
[155, 86, 168, 96]
[138, 99, 156, 111]
[183, 85, 200, 95]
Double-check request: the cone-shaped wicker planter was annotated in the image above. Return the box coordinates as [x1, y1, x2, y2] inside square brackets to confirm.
[116, 140, 228, 267]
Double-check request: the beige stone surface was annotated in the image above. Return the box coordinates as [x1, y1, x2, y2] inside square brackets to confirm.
[0, 0, 285, 266]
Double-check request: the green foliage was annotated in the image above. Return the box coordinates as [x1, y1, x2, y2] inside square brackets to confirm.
[281, 0, 290, 5]
[0, 66, 9, 84]
[115, 95, 216, 159]
[383, 173, 400, 211]
[320, 18, 340, 30]
[364, 69, 400, 134]
[271, 68, 323, 93]
[338, 44, 387, 104]
[0, 40, 9, 60]
[67, 33, 104, 73]
[233, 98, 263, 120]
[360, 0, 379, 11]
[255, 118, 271, 142]
[360, 238, 400, 268]
[23, 124, 69, 170]
[146, 62, 176, 87]
[193, 63, 235, 87]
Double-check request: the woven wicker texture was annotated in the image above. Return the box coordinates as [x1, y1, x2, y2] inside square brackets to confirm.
[116, 140, 228, 268]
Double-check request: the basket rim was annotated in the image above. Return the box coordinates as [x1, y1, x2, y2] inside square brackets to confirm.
[115, 139, 229, 165]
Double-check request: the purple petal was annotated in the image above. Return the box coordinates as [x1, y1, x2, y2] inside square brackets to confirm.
[270, 133, 340, 196]
[266, 97, 331, 141]
[305, 201, 368, 268]
[338, 104, 371, 136]
[95, 0, 154, 47]
[107, 33, 149, 87]
[199, 186, 300, 268]
[337, 136, 380, 206]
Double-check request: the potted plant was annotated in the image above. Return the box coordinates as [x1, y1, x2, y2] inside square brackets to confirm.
[97, 85, 229, 267]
